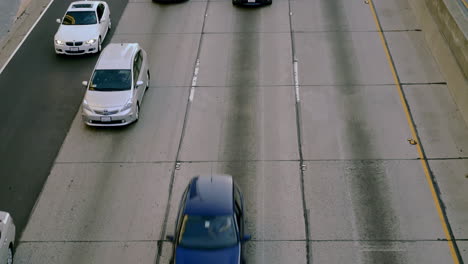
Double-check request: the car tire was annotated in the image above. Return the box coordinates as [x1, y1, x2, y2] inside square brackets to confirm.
[98, 37, 102, 53]
[146, 71, 150, 91]
[232, 0, 238, 5]
[135, 103, 140, 122]
[265, 0, 272, 5]
[7, 247, 13, 264]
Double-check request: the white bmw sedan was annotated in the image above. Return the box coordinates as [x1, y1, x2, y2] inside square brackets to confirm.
[0, 212, 15, 264]
[54, 1, 111, 55]
[81, 43, 150, 126]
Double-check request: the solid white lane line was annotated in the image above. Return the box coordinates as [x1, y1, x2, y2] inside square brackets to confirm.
[0, 0, 55, 75]
[293, 60, 300, 102]
[189, 59, 200, 102]
[189, 87, 195, 102]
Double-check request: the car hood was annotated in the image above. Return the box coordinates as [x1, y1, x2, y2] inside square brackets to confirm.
[175, 245, 240, 264]
[55, 24, 99, 42]
[85, 90, 132, 108]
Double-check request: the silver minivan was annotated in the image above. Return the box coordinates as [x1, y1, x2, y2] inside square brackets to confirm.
[81, 43, 150, 126]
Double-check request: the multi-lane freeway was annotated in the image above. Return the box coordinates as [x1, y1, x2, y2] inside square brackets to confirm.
[0, 0, 467, 263]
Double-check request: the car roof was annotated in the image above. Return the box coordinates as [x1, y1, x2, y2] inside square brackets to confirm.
[67, 1, 100, 11]
[95, 43, 139, 70]
[184, 175, 234, 216]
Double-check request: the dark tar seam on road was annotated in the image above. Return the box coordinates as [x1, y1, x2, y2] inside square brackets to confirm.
[286, 0, 311, 263]
[154, 0, 212, 262]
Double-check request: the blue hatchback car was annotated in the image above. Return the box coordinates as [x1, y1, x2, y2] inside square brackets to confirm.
[167, 175, 251, 264]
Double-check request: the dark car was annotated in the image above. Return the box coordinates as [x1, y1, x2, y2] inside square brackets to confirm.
[232, 0, 271, 6]
[167, 175, 251, 264]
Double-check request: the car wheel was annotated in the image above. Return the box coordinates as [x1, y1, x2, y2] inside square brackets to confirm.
[232, 0, 237, 5]
[135, 103, 140, 122]
[266, 0, 272, 5]
[146, 71, 150, 91]
[98, 37, 102, 53]
[7, 247, 13, 264]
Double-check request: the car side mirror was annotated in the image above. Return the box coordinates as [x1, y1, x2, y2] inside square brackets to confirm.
[166, 235, 175, 242]
[100, 18, 106, 23]
[136, 80, 144, 87]
[56, 18, 61, 24]
[241, 234, 251, 242]
[82, 81, 88, 87]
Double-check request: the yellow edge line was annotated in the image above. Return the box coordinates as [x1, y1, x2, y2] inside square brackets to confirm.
[463, 0, 468, 10]
[367, 1, 460, 263]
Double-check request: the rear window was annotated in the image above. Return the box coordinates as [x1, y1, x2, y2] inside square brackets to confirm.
[63, 11, 97, 25]
[72, 4, 93, 8]
[90, 70, 132, 91]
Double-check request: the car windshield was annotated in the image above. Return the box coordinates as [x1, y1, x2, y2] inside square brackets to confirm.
[62, 11, 97, 25]
[178, 215, 238, 250]
[90, 70, 132, 91]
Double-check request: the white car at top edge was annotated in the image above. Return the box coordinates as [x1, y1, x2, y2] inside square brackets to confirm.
[54, 1, 111, 55]
[0, 211, 15, 264]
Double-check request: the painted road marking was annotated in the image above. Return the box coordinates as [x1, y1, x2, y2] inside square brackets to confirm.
[0, 0, 55, 75]
[293, 60, 300, 102]
[189, 59, 200, 102]
[367, 1, 461, 263]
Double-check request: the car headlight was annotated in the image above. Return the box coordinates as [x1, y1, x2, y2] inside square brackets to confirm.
[55, 39, 65, 45]
[82, 100, 92, 111]
[120, 99, 133, 112]
[86, 38, 97, 44]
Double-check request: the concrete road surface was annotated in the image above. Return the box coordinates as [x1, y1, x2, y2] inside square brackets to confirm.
[0, 0, 467, 263]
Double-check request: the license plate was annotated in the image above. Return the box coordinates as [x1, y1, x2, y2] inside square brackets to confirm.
[71, 47, 78, 51]
[100, 116, 111, 122]
[248, 0, 255, 2]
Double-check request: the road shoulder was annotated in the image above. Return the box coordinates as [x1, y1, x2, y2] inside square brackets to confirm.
[0, 0, 53, 72]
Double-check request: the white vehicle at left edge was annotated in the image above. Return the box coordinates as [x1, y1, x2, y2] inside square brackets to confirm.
[0, 211, 15, 264]
[54, 1, 111, 55]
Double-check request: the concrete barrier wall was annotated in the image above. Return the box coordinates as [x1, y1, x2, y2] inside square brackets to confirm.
[408, 0, 468, 125]
[426, 0, 468, 78]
